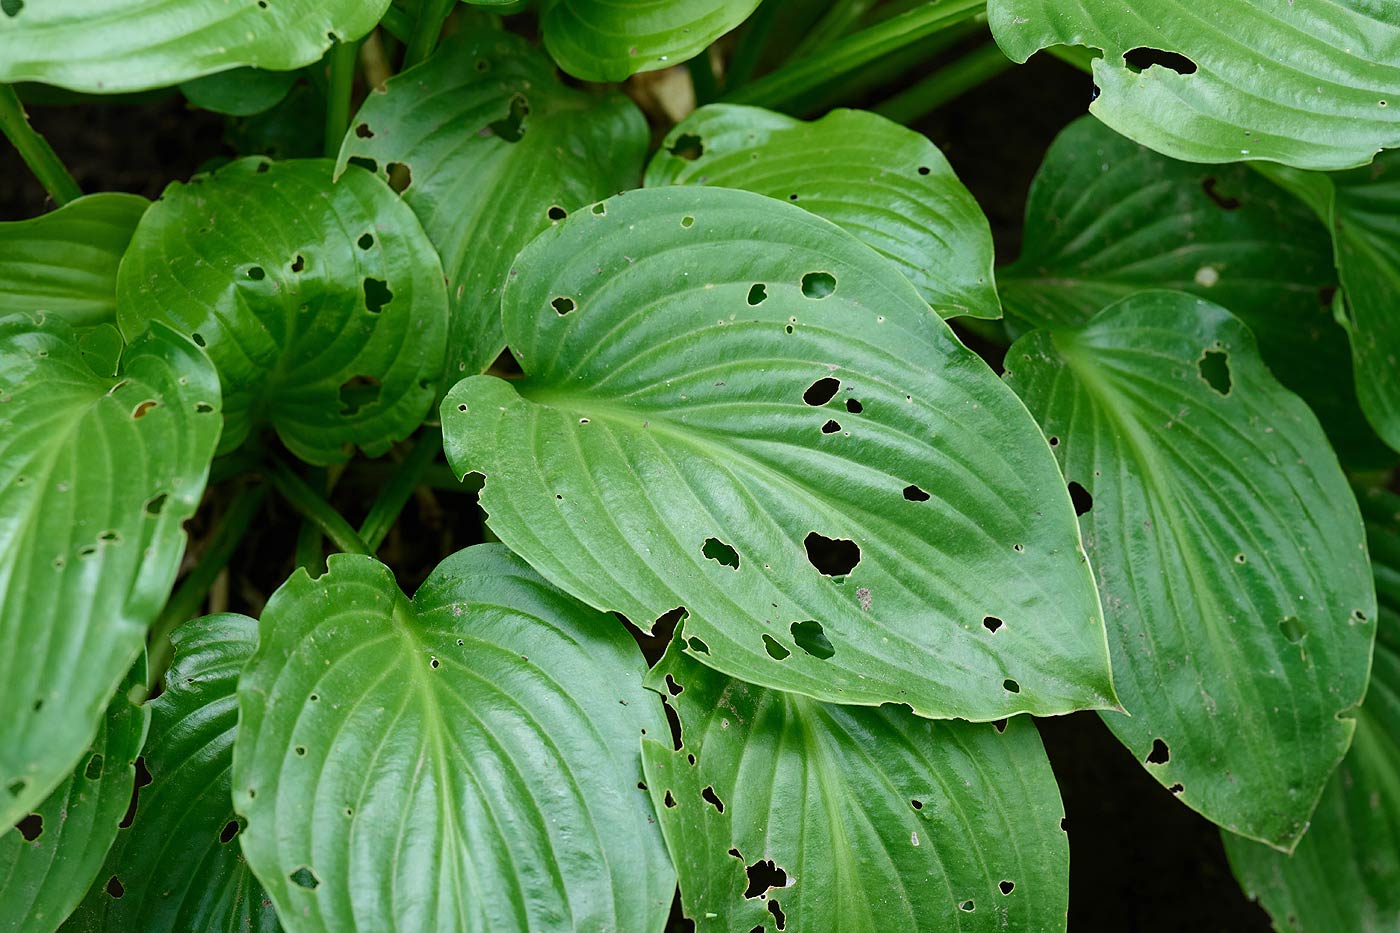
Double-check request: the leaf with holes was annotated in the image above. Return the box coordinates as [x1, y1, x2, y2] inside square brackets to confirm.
[1222, 487, 1400, 930]
[0, 312, 220, 829]
[117, 158, 447, 466]
[231, 545, 675, 932]
[647, 104, 999, 320]
[0, 659, 148, 933]
[0, 193, 148, 328]
[643, 633, 1068, 931]
[988, 0, 1400, 170]
[69, 614, 277, 933]
[540, 0, 762, 82]
[0, 0, 388, 93]
[1000, 116, 1388, 467]
[1003, 291, 1376, 850]
[442, 186, 1114, 720]
[336, 28, 647, 381]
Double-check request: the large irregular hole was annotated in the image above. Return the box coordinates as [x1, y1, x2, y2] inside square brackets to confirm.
[1123, 47, 1198, 75]
[1003, 679, 1021, 694]
[1198, 348, 1231, 395]
[789, 620, 835, 659]
[354, 122, 374, 139]
[1000, 881, 1015, 895]
[547, 205, 567, 221]
[768, 898, 787, 930]
[763, 634, 791, 660]
[338, 375, 381, 416]
[387, 162, 412, 194]
[106, 876, 125, 899]
[1068, 481, 1093, 516]
[747, 283, 767, 306]
[820, 419, 841, 435]
[903, 484, 930, 502]
[16, 813, 41, 841]
[667, 133, 704, 161]
[84, 753, 105, 780]
[982, 616, 1003, 633]
[701, 785, 725, 813]
[1146, 738, 1170, 765]
[1279, 616, 1306, 643]
[363, 277, 393, 313]
[803, 377, 840, 406]
[801, 271, 836, 299]
[289, 866, 320, 889]
[357, 232, 375, 250]
[804, 532, 860, 577]
[743, 859, 788, 899]
[702, 536, 740, 570]
[487, 94, 529, 142]
[551, 296, 576, 316]
[219, 819, 241, 843]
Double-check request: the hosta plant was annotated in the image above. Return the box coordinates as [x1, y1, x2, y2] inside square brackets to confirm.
[1, 1, 1397, 931]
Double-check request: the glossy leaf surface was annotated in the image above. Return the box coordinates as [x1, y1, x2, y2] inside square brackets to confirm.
[0, 313, 220, 828]
[648, 104, 999, 320]
[181, 68, 299, 117]
[1004, 292, 1375, 849]
[644, 635, 1068, 931]
[232, 545, 674, 932]
[0, 194, 148, 328]
[443, 186, 1114, 720]
[1224, 487, 1400, 931]
[988, 0, 1400, 170]
[337, 29, 647, 381]
[70, 615, 278, 933]
[117, 158, 447, 466]
[540, 0, 762, 81]
[0, 1, 388, 93]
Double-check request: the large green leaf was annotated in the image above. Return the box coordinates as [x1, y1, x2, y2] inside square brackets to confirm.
[644, 633, 1069, 932]
[1223, 487, 1400, 931]
[180, 68, 299, 118]
[69, 615, 278, 933]
[1003, 291, 1376, 850]
[0, 661, 148, 933]
[0, 194, 148, 328]
[117, 158, 447, 466]
[442, 186, 1114, 720]
[231, 545, 675, 932]
[336, 28, 647, 381]
[540, 0, 762, 81]
[988, 0, 1400, 170]
[0, 312, 220, 828]
[1000, 116, 1388, 467]
[0, 1, 388, 94]
[647, 104, 1000, 320]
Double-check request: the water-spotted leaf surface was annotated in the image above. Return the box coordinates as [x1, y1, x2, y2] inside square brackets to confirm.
[69, 615, 278, 933]
[0, 313, 220, 828]
[1223, 487, 1400, 931]
[647, 104, 999, 320]
[336, 29, 646, 382]
[181, 68, 299, 117]
[540, 0, 762, 81]
[442, 186, 1114, 720]
[0, 194, 148, 328]
[1003, 291, 1376, 849]
[0, 661, 147, 933]
[1000, 116, 1387, 467]
[232, 545, 674, 932]
[988, 0, 1400, 170]
[643, 634, 1069, 932]
[117, 158, 447, 466]
[0, 1, 388, 93]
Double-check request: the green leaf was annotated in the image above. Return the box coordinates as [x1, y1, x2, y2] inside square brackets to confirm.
[231, 545, 675, 932]
[647, 104, 1000, 320]
[1001, 116, 1389, 467]
[336, 28, 647, 381]
[0, 194, 148, 328]
[0, 312, 220, 829]
[116, 158, 448, 466]
[540, 0, 762, 81]
[0, 1, 389, 94]
[644, 634, 1069, 931]
[987, 0, 1400, 170]
[1002, 291, 1376, 849]
[1223, 487, 1400, 931]
[442, 186, 1114, 719]
[68, 615, 278, 933]
[180, 68, 299, 117]
[0, 660, 148, 933]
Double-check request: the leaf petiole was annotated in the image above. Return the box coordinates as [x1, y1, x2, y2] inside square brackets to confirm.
[0, 85, 81, 206]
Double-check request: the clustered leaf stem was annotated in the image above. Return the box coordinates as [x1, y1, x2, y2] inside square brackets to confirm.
[0, 84, 81, 206]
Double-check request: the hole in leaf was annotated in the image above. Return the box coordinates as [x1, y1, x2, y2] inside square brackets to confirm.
[145, 494, 168, 515]
[769, 899, 786, 930]
[1279, 616, 1306, 643]
[289, 867, 319, 889]
[1123, 47, 1198, 75]
[1198, 349, 1231, 395]
[743, 859, 788, 899]
[487, 94, 529, 142]
[701, 785, 725, 813]
[547, 205, 567, 221]
[357, 232, 374, 250]
[191, 332, 206, 347]
[1169, 783, 1185, 794]
[663, 790, 677, 808]
[903, 484, 930, 502]
[801, 272, 836, 299]
[1202, 177, 1241, 210]
[338, 375, 381, 416]
[790, 620, 835, 659]
[993, 718, 1008, 733]
[747, 283, 767, 306]
[291, 254, 305, 272]
[668, 133, 704, 160]
[917, 166, 931, 175]
[363, 277, 393, 313]
[1003, 679, 1021, 694]
[702, 537, 740, 570]
[910, 798, 923, 810]
[117, 757, 151, 829]
[1048, 435, 1059, 447]
[1068, 481, 1093, 516]
[804, 532, 860, 576]
[821, 419, 841, 434]
[16, 813, 41, 841]
[387, 162, 412, 193]
[1146, 738, 1170, 765]
[1000, 881, 1015, 895]
[763, 634, 791, 660]
[664, 674, 684, 697]
[1, 0, 22, 17]
[84, 753, 104, 780]
[687, 636, 710, 654]
[354, 123, 374, 139]
[131, 400, 158, 419]
[983, 616, 1003, 633]
[803, 377, 840, 406]
[246, 266, 265, 281]
[959, 900, 975, 912]
[195, 402, 214, 413]
[106, 876, 125, 899]
[219, 819, 240, 843]
[552, 296, 576, 315]
[680, 215, 693, 227]
[7, 779, 26, 797]
[347, 156, 377, 174]
[845, 398, 862, 413]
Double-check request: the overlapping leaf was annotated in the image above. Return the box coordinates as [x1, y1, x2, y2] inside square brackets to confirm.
[336, 28, 647, 381]
[988, 0, 1400, 170]
[0, 194, 148, 328]
[648, 104, 1000, 320]
[0, 313, 220, 828]
[232, 545, 675, 932]
[1003, 291, 1375, 849]
[117, 158, 447, 466]
[540, 0, 762, 81]
[181, 68, 299, 117]
[1223, 487, 1400, 931]
[0, 1, 388, 93]
[644, 635, 1069, 931]
[0, 661, 147, 933]
[443, 186, 1113, 719]
[70, 615, 278, 933]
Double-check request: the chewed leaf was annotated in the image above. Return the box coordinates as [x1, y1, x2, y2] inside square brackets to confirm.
[442, 186, 1114, 720]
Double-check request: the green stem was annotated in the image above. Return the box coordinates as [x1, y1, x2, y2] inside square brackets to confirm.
[405, 0, 455, 69]
[293, 467, 328, 572]
[790, 0, 878, 59]
[874, 42, 1012, 124]
[358, 428, 441, 552]
[324, 38, 361, 158]
[0, 85, 81, 205]
[266, 457, 371, 556]
[723, 0, 986, 109]
[144, 483, 267, 692]
[379, 4, 414, 44]
[687, 54, 720, 106]
[724, 0, 782, 90]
